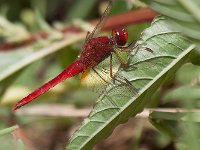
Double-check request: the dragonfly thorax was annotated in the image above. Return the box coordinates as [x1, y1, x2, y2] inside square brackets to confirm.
[79, 36, 114, 69]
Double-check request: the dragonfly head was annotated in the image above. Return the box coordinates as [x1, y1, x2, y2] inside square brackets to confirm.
[112, 28, 128, 46]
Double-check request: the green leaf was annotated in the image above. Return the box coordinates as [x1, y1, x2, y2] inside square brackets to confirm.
[176, 63, 200, 84]
[0, 125, 18, 136]
[0, 70, 23, 98]
[149, 110, 200, 136]
[34, 8, 62, 40]
[162, 63, 200, 104]
[149, 111, 182, 138]
[149, 110, 200, 150]
[67, 17, 193, 150]
[0, 33, 86, 83]
[0, 16, 30, 43]
[17, 139, 25, 150]
[110, 0, 129, 15]
[141, 0, 200, 50]
[66, 0, 96, 21]
[163, 85, 200, 103]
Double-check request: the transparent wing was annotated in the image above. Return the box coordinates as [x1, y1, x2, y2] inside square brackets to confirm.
[81, 49, 140, 95]
[84, 0, 112, 45]
[81, 53, 120, 94]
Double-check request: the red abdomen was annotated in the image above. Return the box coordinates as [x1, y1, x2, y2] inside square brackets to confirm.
[78, 36, 114, 69]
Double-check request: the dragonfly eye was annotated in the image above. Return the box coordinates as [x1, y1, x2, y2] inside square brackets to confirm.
[112, 28, 128, 46]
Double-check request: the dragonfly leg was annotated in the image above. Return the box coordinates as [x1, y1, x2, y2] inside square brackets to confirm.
[112, 50, 129, 69]
[109, 54, 138, 93]
[117, 41, 137, 52]
[143, 46, 153, 53]
[113, 73, 138, 93]
[109, 54, 118, 84]
[118, 41, 153, 54]
[109, 54, 120, 84]
[109, 54, 113, 80]
[112, 73, 138, 93]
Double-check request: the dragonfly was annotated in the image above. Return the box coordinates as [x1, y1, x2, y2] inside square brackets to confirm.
[13, 1, 136, 110]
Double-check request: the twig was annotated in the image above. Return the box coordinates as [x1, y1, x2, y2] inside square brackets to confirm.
[14, 105, 200, 118]
[15, 104, 91, 117]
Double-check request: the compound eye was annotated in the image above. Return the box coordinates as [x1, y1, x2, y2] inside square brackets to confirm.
[112, 28, 128, 46]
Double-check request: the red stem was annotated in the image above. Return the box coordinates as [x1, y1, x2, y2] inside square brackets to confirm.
[102, 8, 157, 30]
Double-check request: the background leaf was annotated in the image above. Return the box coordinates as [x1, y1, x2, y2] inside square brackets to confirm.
[66, 0, 96, 21]
[149, 110, 200, 150]
[141, 0, 200, 51]
[0, 33, 86, 83]
[0, 125, 18, 136]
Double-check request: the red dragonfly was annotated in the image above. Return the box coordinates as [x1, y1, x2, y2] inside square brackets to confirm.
[13, 1, 134, 110]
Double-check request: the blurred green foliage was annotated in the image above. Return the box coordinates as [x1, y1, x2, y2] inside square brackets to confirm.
[0, 0, 200, 150]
